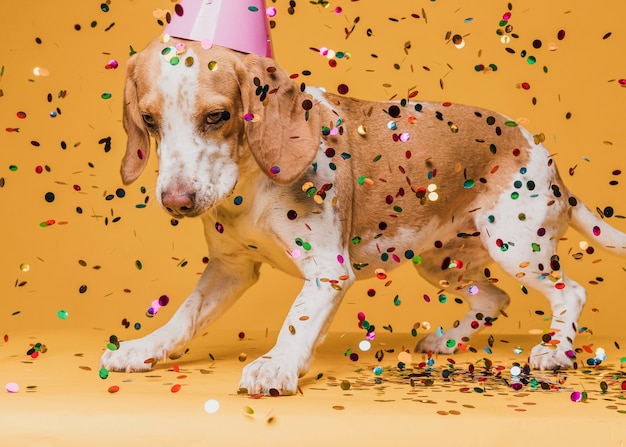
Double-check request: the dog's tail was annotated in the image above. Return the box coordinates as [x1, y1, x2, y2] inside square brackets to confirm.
[570, 199, 626, 256]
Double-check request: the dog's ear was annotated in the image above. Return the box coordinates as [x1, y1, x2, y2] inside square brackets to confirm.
[240, 54, 320, 184]
[120, 56, 151, 185]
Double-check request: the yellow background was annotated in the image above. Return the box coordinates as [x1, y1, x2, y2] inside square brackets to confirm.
[2, 1, 626, 445]
[2, 0, 625, 343]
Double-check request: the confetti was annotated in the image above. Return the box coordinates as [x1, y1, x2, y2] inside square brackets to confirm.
[204, 399, 220, 413]
[33, 67, 50, 77]
[0, 3, 625, 437]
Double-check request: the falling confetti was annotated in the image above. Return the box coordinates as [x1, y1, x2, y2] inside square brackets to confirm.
[0, 3, 625, 442]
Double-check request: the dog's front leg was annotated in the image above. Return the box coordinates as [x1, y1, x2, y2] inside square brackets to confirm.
[239, 257, 353, 396]
[100, 258, 260, 373]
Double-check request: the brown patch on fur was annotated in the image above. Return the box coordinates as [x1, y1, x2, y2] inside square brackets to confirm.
[315, 94, 536, 244]
[121, 56, 152, 184]
[237, 55, 321, 185]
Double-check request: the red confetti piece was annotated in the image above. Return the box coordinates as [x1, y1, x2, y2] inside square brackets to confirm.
[108, 385, 120, 393]
[171, 384, 181, 393]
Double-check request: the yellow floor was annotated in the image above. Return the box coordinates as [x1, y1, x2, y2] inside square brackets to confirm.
[2, 329, 625, 446]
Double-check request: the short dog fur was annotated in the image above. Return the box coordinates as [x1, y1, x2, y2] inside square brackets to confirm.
[100, 38, 626, 395]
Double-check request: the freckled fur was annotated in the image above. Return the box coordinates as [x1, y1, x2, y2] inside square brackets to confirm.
[102, 38, 626, 395]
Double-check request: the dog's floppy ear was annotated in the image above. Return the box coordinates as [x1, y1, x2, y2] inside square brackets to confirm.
[120, 56, 151, 185]
[240, 54, 320, 184]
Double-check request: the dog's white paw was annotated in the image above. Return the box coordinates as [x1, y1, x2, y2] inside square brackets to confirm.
[239, 352, 302, 396]
[414, 333, 456, 355]
[529, 343, 574, 370]
[99, 339, 163, 373]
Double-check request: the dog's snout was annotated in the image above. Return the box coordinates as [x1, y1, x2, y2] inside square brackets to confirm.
[161, 190, 196, 216]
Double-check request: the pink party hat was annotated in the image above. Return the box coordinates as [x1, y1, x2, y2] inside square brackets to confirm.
[165, 0, 273, 58]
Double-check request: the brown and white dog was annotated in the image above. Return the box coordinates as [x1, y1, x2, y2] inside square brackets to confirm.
[100, 37, 626, 395]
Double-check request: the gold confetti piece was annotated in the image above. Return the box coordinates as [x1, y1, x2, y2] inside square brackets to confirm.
[33, 67, 50, 76]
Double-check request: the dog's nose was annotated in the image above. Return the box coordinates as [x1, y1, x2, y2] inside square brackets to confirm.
[161, 191, 196, 216]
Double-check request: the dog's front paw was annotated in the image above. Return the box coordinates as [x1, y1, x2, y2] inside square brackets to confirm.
[529, 343, 574, 370]
[239, 353, 302, 396]
[414, 333, 456, 355]
[100, 339, 163, 373]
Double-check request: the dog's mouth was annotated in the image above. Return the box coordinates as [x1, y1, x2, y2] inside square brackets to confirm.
[164, 206, 205, 219]
[165, 208, 187, 219]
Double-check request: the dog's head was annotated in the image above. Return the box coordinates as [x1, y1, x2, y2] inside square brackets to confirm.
[121, 38, 320, 218]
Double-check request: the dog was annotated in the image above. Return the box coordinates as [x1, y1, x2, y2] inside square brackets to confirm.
[100, 37, 626, 395]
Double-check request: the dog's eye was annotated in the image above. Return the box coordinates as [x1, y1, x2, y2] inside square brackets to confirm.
[206, 110, 230, 125]
[142, 114, 156, 127]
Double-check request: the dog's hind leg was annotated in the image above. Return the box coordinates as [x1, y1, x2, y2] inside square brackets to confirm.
[526, 272, 586, 369]
[100, 258, 261, 373]
[482, 228, 586, 370]
[474, 184, 586, 370]
[484, 240, 586, 369]
[414, 242, 511, 355]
